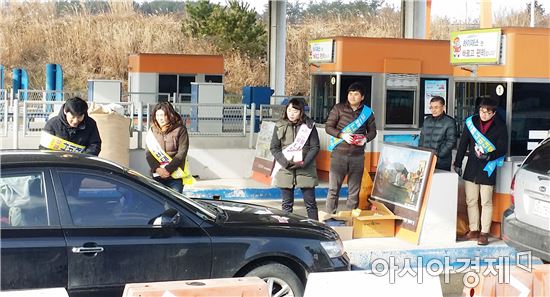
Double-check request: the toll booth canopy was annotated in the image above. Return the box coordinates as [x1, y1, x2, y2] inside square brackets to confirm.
[451, 27, 550, 157]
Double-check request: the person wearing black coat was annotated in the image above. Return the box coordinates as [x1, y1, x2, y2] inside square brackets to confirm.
[419, 96, 457, 171]
[39, 97, 102, 156]
[454, 98, 508, 246]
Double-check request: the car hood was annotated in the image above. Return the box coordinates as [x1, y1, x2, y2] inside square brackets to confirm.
[203, 199, 327, 229]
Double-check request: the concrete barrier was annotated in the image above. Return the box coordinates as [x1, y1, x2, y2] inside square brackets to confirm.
[304, 270, 442, 297]
[465, 264, 550, 296]
[122, 277, 268, 297]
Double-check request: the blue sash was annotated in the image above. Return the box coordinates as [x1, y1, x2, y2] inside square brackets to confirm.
[328, 105, 372, 151]
[465, 116, 504, 177]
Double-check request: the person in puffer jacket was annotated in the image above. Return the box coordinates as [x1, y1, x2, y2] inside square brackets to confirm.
[39, 97, 101, 156]
[419, 96, 457, 171]
[145, 102, 190, 193]
[270, 98, 320, 220]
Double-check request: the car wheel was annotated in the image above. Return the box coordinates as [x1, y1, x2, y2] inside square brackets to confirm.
[245, 263, 304, 297]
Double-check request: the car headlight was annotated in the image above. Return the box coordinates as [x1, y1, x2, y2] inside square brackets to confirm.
[320, 240, 344, 258]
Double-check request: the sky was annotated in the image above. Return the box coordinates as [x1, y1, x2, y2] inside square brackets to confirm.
[210, 0, 549, 21]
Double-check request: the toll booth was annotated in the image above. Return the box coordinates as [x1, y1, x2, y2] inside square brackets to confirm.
[450, 27, 550, 236]
[127, 54, 224, 105]
[308, 37, 453, 179]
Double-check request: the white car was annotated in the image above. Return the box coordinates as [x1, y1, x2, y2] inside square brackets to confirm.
[502, 136, 550, 263]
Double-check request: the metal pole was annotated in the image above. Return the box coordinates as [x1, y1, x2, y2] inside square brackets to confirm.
[530, 0, 536, 27]
[3, 94, 8, 136]
[12, 100, 18, 149]
[146, 103, 151, 132]
[268, 0, 287, 97]
[22, 101, 27, 138]
[137, 101, 143, 149]
[242, 104, 247, 137]
[249, 103, 256, 148]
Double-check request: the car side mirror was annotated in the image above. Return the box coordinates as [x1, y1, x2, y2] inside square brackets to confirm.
[149, 208, 180, 226]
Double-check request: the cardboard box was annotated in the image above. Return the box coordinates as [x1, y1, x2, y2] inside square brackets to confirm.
[352, 201, 402, 238]
[328, 211, 354, 241]
[321, 201, 401, 239]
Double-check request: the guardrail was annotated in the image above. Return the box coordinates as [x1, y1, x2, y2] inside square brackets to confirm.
[124, 92, 171, 104]
[1, 100, 253, 149]
[0, 98, 8, 137]
[22, 101, 65, 135]
[259, 104, 286, 122]
[17, 89, 84, 102]
[0, 91, 307, 150]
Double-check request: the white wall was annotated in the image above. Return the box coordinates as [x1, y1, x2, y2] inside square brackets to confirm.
[128, 72, 158, 105]
[130, 147, 255, 179]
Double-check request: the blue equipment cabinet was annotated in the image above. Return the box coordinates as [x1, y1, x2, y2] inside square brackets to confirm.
[242, 86, 273, 132]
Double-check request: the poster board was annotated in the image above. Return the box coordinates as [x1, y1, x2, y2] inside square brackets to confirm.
[251, 121, 276, 184]
[423, 79, 447, 114]
[371, 143, 437, 244]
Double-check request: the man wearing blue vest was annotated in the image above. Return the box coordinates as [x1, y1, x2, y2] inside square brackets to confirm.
[454, 97, 507, 245]
[325, 82, 377, 214]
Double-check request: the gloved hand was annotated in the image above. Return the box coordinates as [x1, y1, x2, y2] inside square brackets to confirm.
[453, 165, 462, 177]
[477, 153, 490, 160]
[340, 133, 354, 144]
[288, 161, 304, 170]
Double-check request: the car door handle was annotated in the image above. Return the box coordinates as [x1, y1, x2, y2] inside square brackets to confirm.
[71, 246, 104, 254]
[538, 176, 550, 181]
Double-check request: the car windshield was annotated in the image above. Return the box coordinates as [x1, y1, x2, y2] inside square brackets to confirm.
[522, 138, 550, 175]
[126, 169, 217, 220]
[195, 200, 228, 222]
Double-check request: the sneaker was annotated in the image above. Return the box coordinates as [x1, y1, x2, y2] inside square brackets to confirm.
[477, 233, 489, 245]
[457, 230, 480, 241]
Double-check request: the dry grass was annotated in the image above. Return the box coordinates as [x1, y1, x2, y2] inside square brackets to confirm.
[0, 2, 548, 96]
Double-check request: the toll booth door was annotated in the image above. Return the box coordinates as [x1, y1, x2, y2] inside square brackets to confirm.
[311, 75, 336, 123]
[340, 76, 372, 107]
[454, 82, 507, 135]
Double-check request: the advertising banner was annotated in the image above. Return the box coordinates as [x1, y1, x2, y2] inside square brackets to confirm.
[308, 39, 335, 64]
[450, 28, 502, 64]
[423, 79, 447, 114]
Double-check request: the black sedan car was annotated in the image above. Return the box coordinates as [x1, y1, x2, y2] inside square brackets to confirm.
[0, 151, 350, 297]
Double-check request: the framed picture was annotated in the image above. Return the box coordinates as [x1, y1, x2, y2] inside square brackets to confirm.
[372, 143, 434, 212]
[251, 121, 276, 176]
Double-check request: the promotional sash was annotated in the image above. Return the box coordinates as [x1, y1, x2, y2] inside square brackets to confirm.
[271, 123, 314, 179]
[146, 129, 195, 185]
[465, 116, 504, 177]
[40, 131, 85, 153]
[327, 105, 372, 152]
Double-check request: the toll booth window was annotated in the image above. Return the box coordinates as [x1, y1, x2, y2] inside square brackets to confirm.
[159, 75, 177, 99]
[178, 75, 195, 103]
[386, 90, 415, 126]
[205, 75, 222, 83]
[511, 82, 550, 156]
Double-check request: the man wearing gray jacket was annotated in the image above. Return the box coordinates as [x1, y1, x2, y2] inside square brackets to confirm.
[419, 96, 457, 171]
